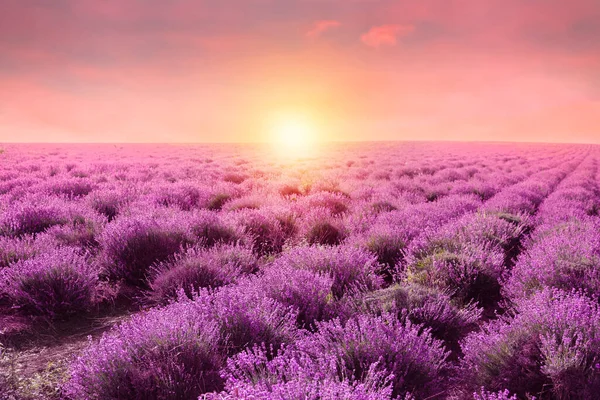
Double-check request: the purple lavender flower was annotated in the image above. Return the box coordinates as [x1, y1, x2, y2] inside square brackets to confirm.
[100, 210, 193, 285]
[258, 263, 335, 329]
[64, 301, 223, 399]
[271, 245, 383, 299]
[147, 244, 258, 304]
[504, 218, 600, 300]
[461, 288, 600, 398]
[293, 313, 450, 398]
[0, 247, 98, 318]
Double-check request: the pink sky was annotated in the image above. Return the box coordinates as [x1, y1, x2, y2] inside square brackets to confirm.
[1, 0, 599, 143]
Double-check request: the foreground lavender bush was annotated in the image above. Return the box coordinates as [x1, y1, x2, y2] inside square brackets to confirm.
[403, 211, 528, 307]
[100, 211, 192, 286]
[271, 245, 383, 299]
[148, 244, 258, 304]
[188, 211, 240, 248]
[293, 313, 450, 398]
[0, 197, 76, 237]
[88, 189, 127, 221]
[209, 283, 299, 356]
[235, 209, 291, 256]
[359, 283, 481, 344]
[0, 247, 97, 318]
[504, 218, 600, 301]
[354, 222, 410, 282]
[65, 302, 223, 400]
[216, 344, 395, 399]
[306, 219, 346, 246]
[43, 213, 106, 248]
[65, 287, 296, 399]
[461, 288, 600, 398]
[40, 177, 96, 199]
[150, 183, 208, 210]
[301, 192, 350, 216]
[300, 208, 347, 246]
[441, 212, 527, 259]
[0, 235, 56, 268]
[405, 240, 505, 306]
[258, 264, 336, 329]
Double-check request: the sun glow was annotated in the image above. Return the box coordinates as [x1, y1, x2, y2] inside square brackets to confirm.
[268, 112, 320, 160]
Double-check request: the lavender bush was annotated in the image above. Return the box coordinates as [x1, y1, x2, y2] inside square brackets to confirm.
[148, 244, 258, 304]
[257, 264, 336, 329]
[215, 344, 395, 399]
[358, 283, 482, 344]
[64, 301, 223, 399]
[293, 313, 450, 398]
[504, 218, 600, 301]
[461, 288, 600, 399]
[0, 197, 75, 237]
[405, 239, 505, 306]
[209, 283, 299, 356]
[0, 247, 98, 318]
[100, 210, 193, 285]
[271, 244, 383, 299]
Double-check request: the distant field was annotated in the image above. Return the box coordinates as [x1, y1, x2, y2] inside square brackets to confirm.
[1, 142, 600, 399]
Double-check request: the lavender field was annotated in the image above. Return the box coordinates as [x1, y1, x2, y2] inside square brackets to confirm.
[1, 142, 600, 399]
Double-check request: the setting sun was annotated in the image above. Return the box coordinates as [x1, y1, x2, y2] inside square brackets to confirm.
[267, 112, 320, 159]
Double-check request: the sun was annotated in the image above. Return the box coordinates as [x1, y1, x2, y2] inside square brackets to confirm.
[268, 113, 320, 159]
[273, 116, 315, 147]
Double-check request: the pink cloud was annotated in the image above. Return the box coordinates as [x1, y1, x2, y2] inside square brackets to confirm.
[361, 24, 415, 48]
[306, 20, 341, 38]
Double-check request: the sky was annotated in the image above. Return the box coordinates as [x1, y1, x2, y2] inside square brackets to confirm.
[1, 0, 600, 144]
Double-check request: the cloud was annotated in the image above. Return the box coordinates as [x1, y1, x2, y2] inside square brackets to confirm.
[361, 24, 415, 47]
[306, 20, 341, 38]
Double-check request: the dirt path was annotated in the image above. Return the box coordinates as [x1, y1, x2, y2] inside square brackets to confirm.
[1, 313, 132, 399]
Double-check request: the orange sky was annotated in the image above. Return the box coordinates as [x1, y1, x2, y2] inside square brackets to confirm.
[1, 0, 599, 143]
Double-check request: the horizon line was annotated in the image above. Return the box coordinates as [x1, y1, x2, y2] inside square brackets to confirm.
[1, 139, 599, 146]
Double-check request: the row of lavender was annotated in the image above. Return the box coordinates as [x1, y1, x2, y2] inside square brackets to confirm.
[0, 143, 598, 399]
[459, 153, 600, 399]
